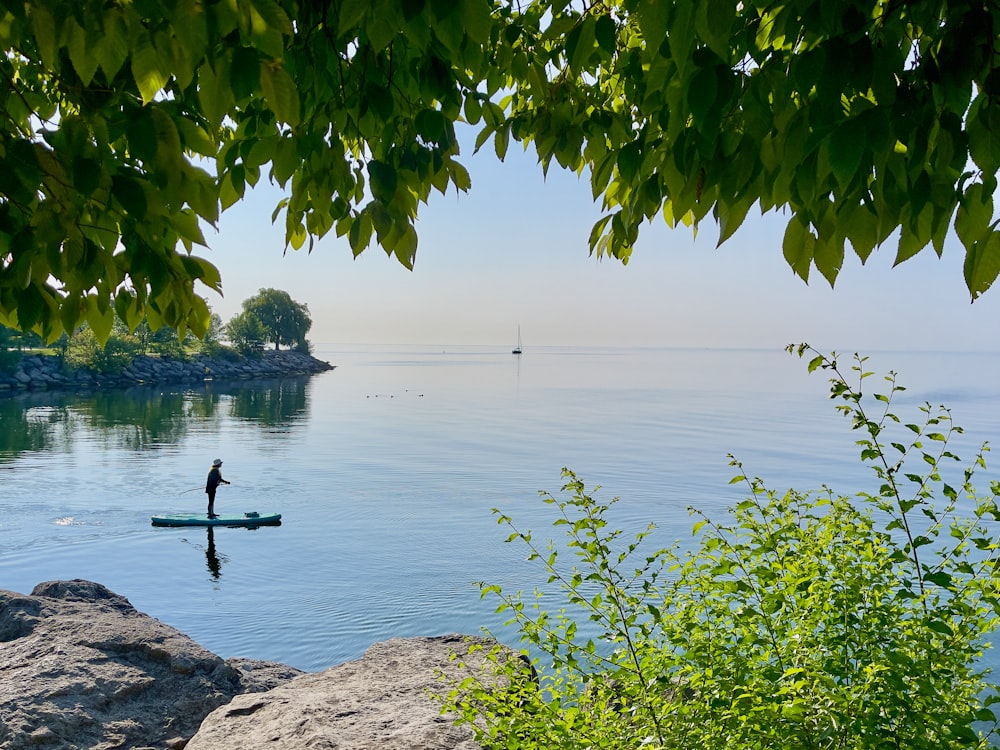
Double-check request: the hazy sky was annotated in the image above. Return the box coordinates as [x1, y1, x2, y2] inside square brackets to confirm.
[200, 138, 1000, 352]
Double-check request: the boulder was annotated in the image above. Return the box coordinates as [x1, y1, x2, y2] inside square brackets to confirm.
[0, 580, 302, 750]
[186, 634, 495, 750]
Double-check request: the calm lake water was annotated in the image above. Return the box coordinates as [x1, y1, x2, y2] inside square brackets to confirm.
[2, 345, 1000, 672]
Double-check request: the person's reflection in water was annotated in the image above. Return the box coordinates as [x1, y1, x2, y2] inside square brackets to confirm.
[206, 527, 222, 580]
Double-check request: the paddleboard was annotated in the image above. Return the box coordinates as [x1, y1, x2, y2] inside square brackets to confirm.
[151, 512, 282, 527]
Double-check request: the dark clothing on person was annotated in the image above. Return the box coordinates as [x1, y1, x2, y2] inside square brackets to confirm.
[205, 465, 230, 517]
[206, 467, 226, 495]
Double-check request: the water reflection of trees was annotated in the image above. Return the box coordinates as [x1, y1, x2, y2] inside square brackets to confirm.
[0, 398, 64, 458]
[79, 389, 206, 451]
[0, 376, 313, 459]
[225, 377, 310, 427]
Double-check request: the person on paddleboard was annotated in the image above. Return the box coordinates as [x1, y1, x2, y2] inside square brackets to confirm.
[205, 458, 231, 518]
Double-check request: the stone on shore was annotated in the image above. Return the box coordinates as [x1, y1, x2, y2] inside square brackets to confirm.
[1, 581, 502, 749]
[0, 580, 302, 749]
[187, 634, 494, 750]
[0, 350, 334, 393]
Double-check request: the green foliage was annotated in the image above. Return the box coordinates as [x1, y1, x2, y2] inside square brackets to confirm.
[2, 0, 999, 340]
[65, 326, 140, 374]
[225, 310, 267, 356]
[123, 317, 188, 358]
[0, 325, 18, 372]
[241, 288, 311, 350]
[445, 347, 1000, 749]
[196, 312, 227, 357]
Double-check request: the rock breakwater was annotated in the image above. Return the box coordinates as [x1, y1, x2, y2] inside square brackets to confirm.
[0, 580, 303, 750]
[0, 580, 496, 750]
[0, 350, 333, 393]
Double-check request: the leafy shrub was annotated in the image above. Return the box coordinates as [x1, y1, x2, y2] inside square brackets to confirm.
[445, 346, 1000, 749]
[225, 311, 267, 357]
[195, 313, 228, 357]
[65, 327, 139, 374]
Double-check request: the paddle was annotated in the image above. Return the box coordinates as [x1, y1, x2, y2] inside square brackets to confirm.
[180, 482, 233, 494]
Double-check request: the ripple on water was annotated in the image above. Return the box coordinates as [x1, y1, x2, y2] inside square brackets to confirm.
[54, 516, 105, 527]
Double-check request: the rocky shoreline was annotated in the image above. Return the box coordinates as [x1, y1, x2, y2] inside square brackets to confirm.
[0, 580, 494, 749]
[0, 350, 334, 393]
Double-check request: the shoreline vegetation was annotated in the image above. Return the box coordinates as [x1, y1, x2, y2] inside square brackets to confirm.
[0, 288, 324, 395]
[0, 349, 334, 394]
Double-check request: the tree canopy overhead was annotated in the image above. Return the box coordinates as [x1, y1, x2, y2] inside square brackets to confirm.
[2, 0, 998, 341]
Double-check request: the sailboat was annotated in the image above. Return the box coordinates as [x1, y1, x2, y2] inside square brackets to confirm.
[512, 325, 522, 355]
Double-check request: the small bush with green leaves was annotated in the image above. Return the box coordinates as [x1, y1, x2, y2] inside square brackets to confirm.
[445, 346, 1000, 749]
[65, 327, 140, 374]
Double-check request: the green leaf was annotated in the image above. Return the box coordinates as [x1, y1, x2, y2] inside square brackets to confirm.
[260, 62, 301, 126]
[716, 195, 752, 246]
[230, 47, 261, 101]
[249, 0, 294, 36]
[955, 182, 993, 248]
[368, 160, 398, 203]
[198, 59, 235, 128]
[814, 236, 844, 286]
[695, 0, 734, 60]
[823, 119, 866, 190]
[783, 216, 814, 281]
[402, 0, 426, 21]
[968, 98, 1000, 174]
[180, 255, 222, 291]
[567, 16, 597, 73]
[927, 619, 954, 636]
[687, 66, 718, 126]
[175, 119, 217, 158]
[634, 0, 669, 51]
[73, 157, 101, 197]
[86, 294, 114, 346]
[595, 14, 616, 54]
[132, 30, 169, 104]
[463, 95, 482, 125]
[287, 221, 307, 250]
[348, 212, 373, 255]
[964, 233, 1000, 299]
[338, 0, 370, 32]
[430, 0, 458, 21]
[494, 122, 511, 161]
[114, 292, 142, 332]
[616, 142, 641, 184]
[67, 18, 100, 85]
[172, 209, 208, 249]
[365, 84, 394, 120]
[459, 0, 492, 45]
[450, 160, 472, 191]
[271, 137, 299, 185]
[394, 223, 418, 268]
[31, 6, 58, 70]
[840, 201, 878, 263]
[415, 109, 447, 143]
[111, 174, 148, 218]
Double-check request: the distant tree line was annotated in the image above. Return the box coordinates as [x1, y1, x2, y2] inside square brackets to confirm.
[0, 289, 313, 374]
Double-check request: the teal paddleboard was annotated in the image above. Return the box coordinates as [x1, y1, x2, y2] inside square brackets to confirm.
[151, 512, 282, 527]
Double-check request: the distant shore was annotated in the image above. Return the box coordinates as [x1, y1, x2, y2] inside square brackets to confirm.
[0, 349, 334, 393]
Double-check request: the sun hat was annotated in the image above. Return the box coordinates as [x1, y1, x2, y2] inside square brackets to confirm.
[212, 458, 223, 467]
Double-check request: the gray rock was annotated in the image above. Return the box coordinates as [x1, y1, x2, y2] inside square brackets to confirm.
[0, 580, 302, 750]
[187, 634, 496, 750]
